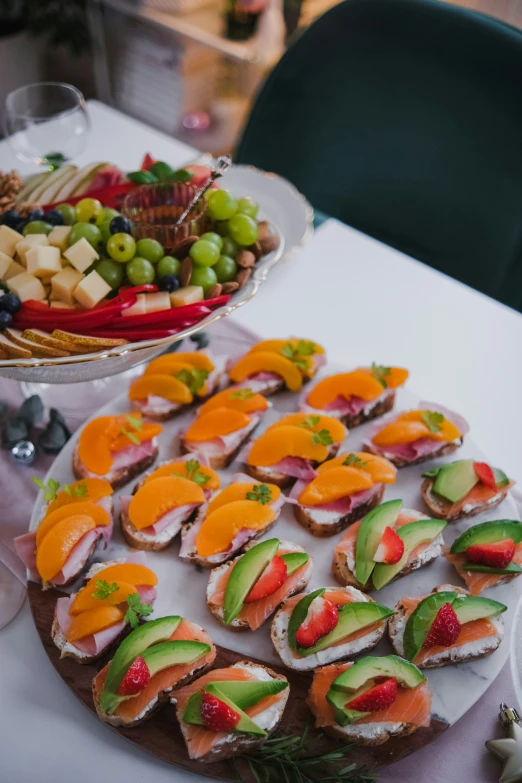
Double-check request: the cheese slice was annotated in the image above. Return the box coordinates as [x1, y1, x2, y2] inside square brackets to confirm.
[50, 300, 76, 310]
[16, 234, 49, 265]
[7, 272, 46, 302]
[0, 225, 23, 257]
[73, 270, 111, 308]
[48, 226, 71, 253]
[63, 238, 99, 273]
[143, 292, 171, 313]
[51, 266, 84, 305]
[26, 245, 62, 278]
[122, 293, 146, 317]
[170, 285, 204, 307]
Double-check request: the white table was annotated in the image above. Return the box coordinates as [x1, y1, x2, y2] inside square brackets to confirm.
[1, 100, 521, 783]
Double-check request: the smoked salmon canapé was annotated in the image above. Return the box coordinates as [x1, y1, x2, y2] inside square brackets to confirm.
[421, 459, 515, 522]
[179, 473, 286, 568]
[14, 477, 115, 588]
[362, 402, 469, 469]
[388, 584, 507, 669]
[72, 414, 163, 490]
[445, 519, 522, 595]
[244, 413, 347, 489]
[226, 337, 326, 396]
[93, 615, 216, 728]
[307, 655, 431, 746]
[333, 500, 447, 592]
[128, 350, 222, 422]
[207, 538, 313, 631]
[271, 586, 393, 672]
[290, 452, 397, 537]
[300, 365, 408, 428]
[52, 553, 158, 664]
[172, 661, 290, 763]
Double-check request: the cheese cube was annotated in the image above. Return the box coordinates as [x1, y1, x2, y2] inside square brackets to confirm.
[143, 292, 171, 313]
[0, 225, 23, 257]
[63, 237, 99, 273]
[51, 267, 84, 306]
[50, 300, 75, 309]
[48, 226, 71, 253]
[73, 270, 111, 308]
[26, 245, 62, 278]
[16, 234, 49, 265]
[170, 286, 204, 307]
[7, 272, 46, 302]
[4, 259, 25, 281]
[0, 250, 12, 279]
[122, 294, 147, 317]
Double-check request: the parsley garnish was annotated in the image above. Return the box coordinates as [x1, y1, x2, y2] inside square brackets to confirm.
[312, 429, 333, 446]
[422, 410, 445, 433]
[343, 453, 368, 468]
[125, 414, 143, 430]
[230, 388, 256, 400]
[32, 476, 61, 501]
[295, 340, 317, 356]
[120, 427, 140, 445]
[280, 343, 311, 371]
[371, 363, 392, 389]
[173, 459, 210, 486]
[93, 580, 119, 600]
[175, 368, 209, 395]
[124, 592, 153, 629]
[246, 484, 273, 505]
[299, 415, 321, 430]
[63, 481, 88, 498]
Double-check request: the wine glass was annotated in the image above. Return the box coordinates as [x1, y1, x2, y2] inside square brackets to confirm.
[3, 82, 90, 170]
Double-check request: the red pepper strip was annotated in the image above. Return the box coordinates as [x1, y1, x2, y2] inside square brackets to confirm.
[85, 327, 182, 340]
[114, 295, 230, 329]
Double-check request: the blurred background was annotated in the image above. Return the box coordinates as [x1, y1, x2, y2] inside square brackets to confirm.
[2, 0, 522, 155]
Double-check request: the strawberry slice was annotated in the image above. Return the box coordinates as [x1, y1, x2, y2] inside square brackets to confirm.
[373, 526, 404, 565]
[295, 595, 339, 648]
[466, 539, 515, 569]
[474, 462, 497, 490]
[422, 603, 461, 649]
[345, 678, 398, 712]
[118, 656, 150, 696]
[201, 690, 240, 731]
[244, 555, 287, 603]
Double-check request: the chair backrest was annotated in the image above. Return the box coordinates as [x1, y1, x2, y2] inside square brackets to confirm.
[237, 0, 522, 311]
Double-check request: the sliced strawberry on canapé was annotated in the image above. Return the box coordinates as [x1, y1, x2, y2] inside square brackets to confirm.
[473, 462, 497, 490]
[118, 656, 151, 696]
[295, 595, 339, 648]
[373, 526, 404, 565]
[244, 555, 287, 603]
[466, 539, 515, 570]
[345, 677, 398, 712]
[201, 690, 240, 731]
[422, 603, 461, 649]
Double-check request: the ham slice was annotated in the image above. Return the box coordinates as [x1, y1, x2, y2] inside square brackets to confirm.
[300, 385, 393, 418]
[268, 456, 318, 481]
[183, 412, 262, 460]
[121, 493, 201, 536]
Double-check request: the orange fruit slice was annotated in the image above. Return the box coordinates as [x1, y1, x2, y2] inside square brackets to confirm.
[207, 482, 281, 515]
[198, 388, 268, 417]
[317, 453, 397, 484]
[77, 416, 117, 475]
[229, 351, 303, 392]
[47, 478, 113, 514]
[373, 410, 461, 446]
[70, 579, 138, 615]
[74, 564, 158, 612]
[109, 419, 163, 453]
[249, 338, 324, 356]
[128, 374, 193, 404]
[144, 352, 215, 374]
[247, 425, 329, 467]
[36, 514, 96, 582]
[66, 605, 125, 643]
[196, 499, 276, 557]
[185, 408, 251, 442]
[128, 476, 205, 530]
[307, 370, 385, 409]
[144, 461, 220, 491]
[298, 466, 374, 506]
[267, 413, 346, 443]
[36, 501, 110, 547]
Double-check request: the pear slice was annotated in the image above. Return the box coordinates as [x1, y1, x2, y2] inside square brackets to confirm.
[5, 327, 70, 357]
[30, 165, 77, 205]
[21, 328, 85, 354]
[53, 162, 110, 202]
[0, 332, 32, 358]
[51, 329, 128, 348]
[16, 172, 50, 205]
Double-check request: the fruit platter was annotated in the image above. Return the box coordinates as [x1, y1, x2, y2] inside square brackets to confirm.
[0, 157, 311, 383]
[17, 335, 521, 780]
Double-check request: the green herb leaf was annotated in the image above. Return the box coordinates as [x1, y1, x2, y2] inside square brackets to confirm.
[170, 168, 194, 183]
[120, 427, 140, 446]
[32, 476, 61, 502]
[175, 368, 209, 395]
[193, 472, 211, 486]
[299, 415, 321, 430]
[370, 362, 391, 389]
[342, 453, 368, 468]
[124, 592, 153, 629]
[280, 342, 313, 372]
[230, 388, 256, 399]
[127, 170, 158, 184]
[74, 482, 88, 498]
[293, 357, 310, 370]
[125, 414, 143, 431]
[93, 580, 119, 600]
[178, 459, 212, 486]
[280, 343, 295, 360]
[246, 484, 273, 505]
[421, 410, 445, 433]
[63, 484, 72, 496]
[150, 161, 175, 180]
[295, 340, 317, 356]
[312, 429, 333, 446]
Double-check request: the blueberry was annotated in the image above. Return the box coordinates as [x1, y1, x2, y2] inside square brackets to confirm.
[159, 274, 180, 293]
[45, 209, 64, 226]
[0, 294, 21, 314]
[2, 210, 21, 229]
[0, 311, 13, 329]
[28, 209, 45, 222]
[110, 215, 132, 235]
[14, 220, 27, 234]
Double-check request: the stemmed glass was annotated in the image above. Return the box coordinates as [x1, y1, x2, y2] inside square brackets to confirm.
[3, 81, 90, 169]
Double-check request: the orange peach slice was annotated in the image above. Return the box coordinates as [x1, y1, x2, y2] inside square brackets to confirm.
[317, 452, 397, 483]
[47, 478, 113, 514]
[185, 408, 251, 442]
[145, 352, 215, 375]
[249, 338, 324, 356]
[36, 501, 110, 547]
[128, 373, 193, 404]
[128, 476, 205, 530]
[77, 416, 117, 475]
[229, 351, 303, 392]
[144, 461, 220, 491]
[247, 425, 329, 467]
[267, 413, 346, 443]
[66, 605, 125, 643]
[196, 499, 276, 557]
[207, 482, 281, 515]
[75, 563, 158, 611]
[198, 388, 268, 417]
[70, 579, 138, 615]
[36, 514, 96, 582]
[109, 420, 163, 453]
[307, 370, 385, 408]
[372, 410, 461, 446]
[298, 466, 374, 506]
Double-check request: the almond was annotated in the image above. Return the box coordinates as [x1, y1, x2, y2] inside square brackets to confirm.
[257, 221, 270, 240]
[206, 283, 222, 299]
[172, 235, 198, 259]
[221, 281, 239, 293]
[236, 249, 256, 268]
[236, 268, 252, 289]
[249, 241, 263, 261]
[180, 257, 193, 287]
[259, 234, 280, 255]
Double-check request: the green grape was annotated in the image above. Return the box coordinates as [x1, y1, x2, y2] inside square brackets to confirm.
[227, 214, 259, 246]
[56, 203, 76, 225]
[213, 255, 237, 283]
[189, 239, 220, 267]
[99, 219, 112, 245]
[190, 265, 217, 294]
[126, 256, 155, 285]
[207, 189, 238, 221]
[157, 256, 181, 278]
[107, 232, 136, 262]
[237, 197, 259, 218]
[75, 198, 104, 226]
[23, 221, 52, 236]
[67, 222, 103, 250]
[102, 207, 120, 222]
[136, 238, 164, 264]
[95, 259, 124, 289]
[200, 231, 223, 250]
[221, 236, 239, 257]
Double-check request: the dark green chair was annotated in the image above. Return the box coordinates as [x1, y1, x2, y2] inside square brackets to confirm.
[237, 0, 522, 312]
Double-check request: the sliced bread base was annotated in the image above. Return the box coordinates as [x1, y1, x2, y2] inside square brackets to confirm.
[130, 399, 187, 422]
[72, 444, 158, 491]
[421, 477, 510, 522]
[324, 720, 419, 746]
[362, 439, 462, 469]
[120, 507, 195, 552]
[180, 418, 261, 471]
[51, 613, 128, 665]
[339, 390, 396, 429]
[294, 485, 385, 537]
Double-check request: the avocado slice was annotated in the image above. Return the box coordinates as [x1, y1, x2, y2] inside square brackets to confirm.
[402, 591, 458, 661]
[431, 460, 478, 503]
[371, 519, 447, 590]
[296, 602, 394, 656]
[451, 594, 507, 623]
[223, 538, 280, 625]
[331, 655, 425, 692]
[100, 616, 182, 714]
[493, 468, 510, 488]
[460, 562, 522, 574]
[281, 551, 309, 574]
[355, 500, 403, 587]
[450, 520, 522, 553]
[201, 679, 288, 710]
[287, 588, 326, 651]
[141, 640, 211, 675]
[326, 687, 370, 725]
[182, 684, 268, 735]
